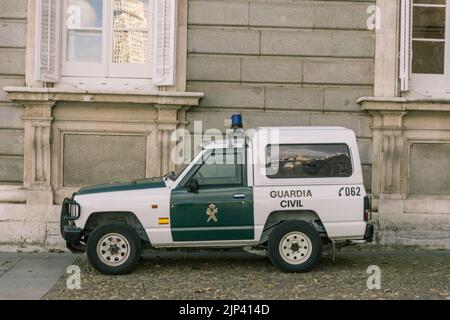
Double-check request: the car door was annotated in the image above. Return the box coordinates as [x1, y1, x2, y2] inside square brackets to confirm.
[170, 148, 254, 242]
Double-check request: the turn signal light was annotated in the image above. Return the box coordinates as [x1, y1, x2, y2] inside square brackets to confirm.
[158, 217, 169, 225]
[364, 210, 371, 222]
[363, 196, 371, 221]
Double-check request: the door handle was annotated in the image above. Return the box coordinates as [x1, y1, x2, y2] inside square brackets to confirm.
[233, 194, 246, 199]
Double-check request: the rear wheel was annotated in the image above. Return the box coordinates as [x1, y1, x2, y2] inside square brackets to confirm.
[267, 221, 322, 272]
[87, 224, 142, 275]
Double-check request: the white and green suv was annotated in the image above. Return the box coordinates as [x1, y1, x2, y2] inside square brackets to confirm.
[61, 119, 373, 275]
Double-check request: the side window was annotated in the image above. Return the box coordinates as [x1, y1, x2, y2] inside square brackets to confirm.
[266, 144, 352, 179]
[412, 0, 446, 75]
[36, 0, 177, 85]
[400, 0, 449, 93]
[191, 149, 245, 187]
[62, 0, 152, 78]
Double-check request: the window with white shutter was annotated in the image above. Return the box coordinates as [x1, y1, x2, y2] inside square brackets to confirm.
[403, 0, 450, 96]
[399, 0, 412, 92]
[36, 0, 62, 83]
[35, 0, 178, 88]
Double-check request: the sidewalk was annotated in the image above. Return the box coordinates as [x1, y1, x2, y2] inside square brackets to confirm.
[0, 252, 80, 300]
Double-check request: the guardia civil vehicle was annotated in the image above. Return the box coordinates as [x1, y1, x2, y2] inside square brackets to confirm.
[61, 115, 373, 275]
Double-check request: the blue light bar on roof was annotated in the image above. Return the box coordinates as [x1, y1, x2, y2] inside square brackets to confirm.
[231, 114, 243, 129]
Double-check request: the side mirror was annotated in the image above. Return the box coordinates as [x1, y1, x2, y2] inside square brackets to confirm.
[187, 178, 199, 194]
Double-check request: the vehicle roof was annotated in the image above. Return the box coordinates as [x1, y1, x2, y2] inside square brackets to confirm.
[249, 126, 354, 139]
[255, 126, 349, 131]
[200, 126, 354, 150]
[201, 140, 246, 150]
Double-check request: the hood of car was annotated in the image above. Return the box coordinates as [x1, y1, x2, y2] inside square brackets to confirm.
[76, 177, 166, 196]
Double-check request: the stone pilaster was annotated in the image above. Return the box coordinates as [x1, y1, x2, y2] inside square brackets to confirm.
[22, 101, 55, 205]
[380, 132, 408, 196]
[368, 109, 408, 202]
[154, 104, 187, 176]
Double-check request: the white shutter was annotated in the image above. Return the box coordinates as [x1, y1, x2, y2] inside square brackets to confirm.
[154, 0, 177, 86]
[399, 0, 412, 92]
[35, 0, 61, 82]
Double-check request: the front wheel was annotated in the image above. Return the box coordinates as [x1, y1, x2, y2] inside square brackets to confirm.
[267, 221, 322, 272]
[87, 224, 142, 275]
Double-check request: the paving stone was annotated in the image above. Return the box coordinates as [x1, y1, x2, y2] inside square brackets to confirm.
[44, 249, 450, 300]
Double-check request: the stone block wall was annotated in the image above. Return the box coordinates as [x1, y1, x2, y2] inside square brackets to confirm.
[186, 0, 376, 192]
[0, 0, 27, 185]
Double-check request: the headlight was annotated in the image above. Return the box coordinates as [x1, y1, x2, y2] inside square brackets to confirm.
[63, 198, 81, 220]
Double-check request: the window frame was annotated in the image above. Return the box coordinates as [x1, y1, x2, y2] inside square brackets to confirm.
[34, 0, 178, 88]
[61, 0, 154, 80]
[178, 148, 247, 189]
[264, 143, 354, 180]
[409, 0, 450, 94]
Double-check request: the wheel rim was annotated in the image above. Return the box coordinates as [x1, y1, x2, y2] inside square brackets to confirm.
[279, 231, 312, 265]
[96, 233, 131, 267]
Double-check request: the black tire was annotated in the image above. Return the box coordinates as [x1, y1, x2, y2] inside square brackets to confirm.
[86, 223, 142, 275]
[267, 221, 322, 273]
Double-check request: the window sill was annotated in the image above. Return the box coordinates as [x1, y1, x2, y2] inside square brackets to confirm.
[357, 96, 450, 112]
[56, 77, 158, 92]
[4, 86, 204, 107]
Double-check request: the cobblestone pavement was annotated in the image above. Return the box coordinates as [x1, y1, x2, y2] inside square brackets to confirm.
[44, 248, 450, 300]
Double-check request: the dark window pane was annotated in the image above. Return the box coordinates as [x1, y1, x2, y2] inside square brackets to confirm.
[413, 7, 446, 39]
[412, 41, 445, 74]
[266, 144, 352, 179]
[413, 0, 446, 4]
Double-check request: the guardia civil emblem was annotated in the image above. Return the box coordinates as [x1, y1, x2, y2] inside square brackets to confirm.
[206, 204, 218, 223]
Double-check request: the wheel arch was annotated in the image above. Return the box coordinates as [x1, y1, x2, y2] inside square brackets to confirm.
[259, 210, 328, 245]
[84, 211, 150, 243]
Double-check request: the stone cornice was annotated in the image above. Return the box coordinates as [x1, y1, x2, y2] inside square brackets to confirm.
[357, 96, 450, 112]
[4, 86, 204, 107]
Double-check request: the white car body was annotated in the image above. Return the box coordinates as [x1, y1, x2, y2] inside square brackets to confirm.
[64, 126, 372, 249]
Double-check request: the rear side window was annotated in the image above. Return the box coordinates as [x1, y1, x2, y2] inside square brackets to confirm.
[266, 144, 352, 179]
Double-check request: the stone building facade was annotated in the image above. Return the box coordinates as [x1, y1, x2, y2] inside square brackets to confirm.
[0, 0, 448, 251]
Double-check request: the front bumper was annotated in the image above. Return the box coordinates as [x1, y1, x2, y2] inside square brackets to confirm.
[63, 226, 83, 242]
[364, 223, 374, 243]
